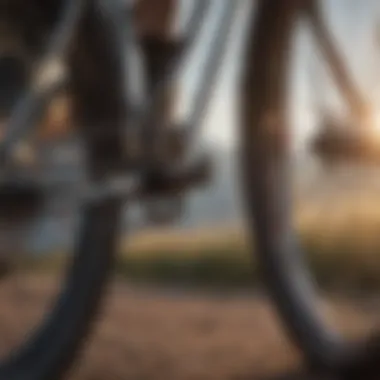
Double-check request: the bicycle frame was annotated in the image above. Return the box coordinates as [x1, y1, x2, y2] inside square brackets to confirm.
[0, 0, 235, 190]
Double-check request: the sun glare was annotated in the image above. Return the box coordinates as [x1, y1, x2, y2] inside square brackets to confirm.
[373, 109, 380, 133]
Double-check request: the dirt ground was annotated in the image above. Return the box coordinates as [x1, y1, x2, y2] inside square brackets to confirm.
[0, 275, 378, 380]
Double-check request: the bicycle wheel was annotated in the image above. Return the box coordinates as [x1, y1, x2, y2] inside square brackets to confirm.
[241, 0, 380, 376]
[0, 2, 127, 379]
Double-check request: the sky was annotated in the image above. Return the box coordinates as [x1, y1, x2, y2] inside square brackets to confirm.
[176, 0, 251, 150]
[173, 0, 380, 152]
[127, 0, 380, 151]
[127, 0, 252, 150]
[290, 0, 380, 152]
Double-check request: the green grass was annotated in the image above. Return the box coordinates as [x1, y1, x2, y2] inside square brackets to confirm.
[17, 203, 380, 292]
[115, 237, 380, 292]
[116, 246, 257, 289]
[113, 202, 380, 291]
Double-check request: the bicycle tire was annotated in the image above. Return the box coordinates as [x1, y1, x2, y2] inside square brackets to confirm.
[0, 2, 127, 379]
[240, 0, 380, 376]
[0, 199, 122, 380]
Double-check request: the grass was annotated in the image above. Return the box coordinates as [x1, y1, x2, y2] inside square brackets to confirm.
[117, 226, 255, 289]
[15, 197, 380, 292]
[114, 197, 380, 292]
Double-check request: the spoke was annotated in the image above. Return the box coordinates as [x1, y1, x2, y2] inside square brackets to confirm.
[305, 1, 370, 125]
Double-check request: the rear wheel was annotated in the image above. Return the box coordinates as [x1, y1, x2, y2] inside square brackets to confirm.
[0, 2, 127, 379]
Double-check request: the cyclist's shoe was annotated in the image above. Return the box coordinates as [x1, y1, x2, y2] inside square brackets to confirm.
[141, 153, 213, 198]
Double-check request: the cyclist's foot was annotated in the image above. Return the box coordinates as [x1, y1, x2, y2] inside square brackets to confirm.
[139, 35, 184, 93]
[140, 153, 213, 198]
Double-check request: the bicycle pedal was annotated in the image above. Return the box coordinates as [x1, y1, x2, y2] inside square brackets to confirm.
[141, 155, 213, 198]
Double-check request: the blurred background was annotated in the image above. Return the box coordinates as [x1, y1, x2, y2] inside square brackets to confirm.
[4, 0, 380, 379]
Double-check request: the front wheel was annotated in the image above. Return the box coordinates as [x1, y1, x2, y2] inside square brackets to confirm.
[241, 0, 380, 376]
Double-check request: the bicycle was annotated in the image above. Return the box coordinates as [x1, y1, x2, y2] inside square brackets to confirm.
[243, 1, 380, 378]
[0, 0, 236, 379]
[1, 0, 380, 379]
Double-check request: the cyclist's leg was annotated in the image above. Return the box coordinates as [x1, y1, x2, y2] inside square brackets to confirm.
[134, 0, 180, 161]
[135, 0, 177, 38]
